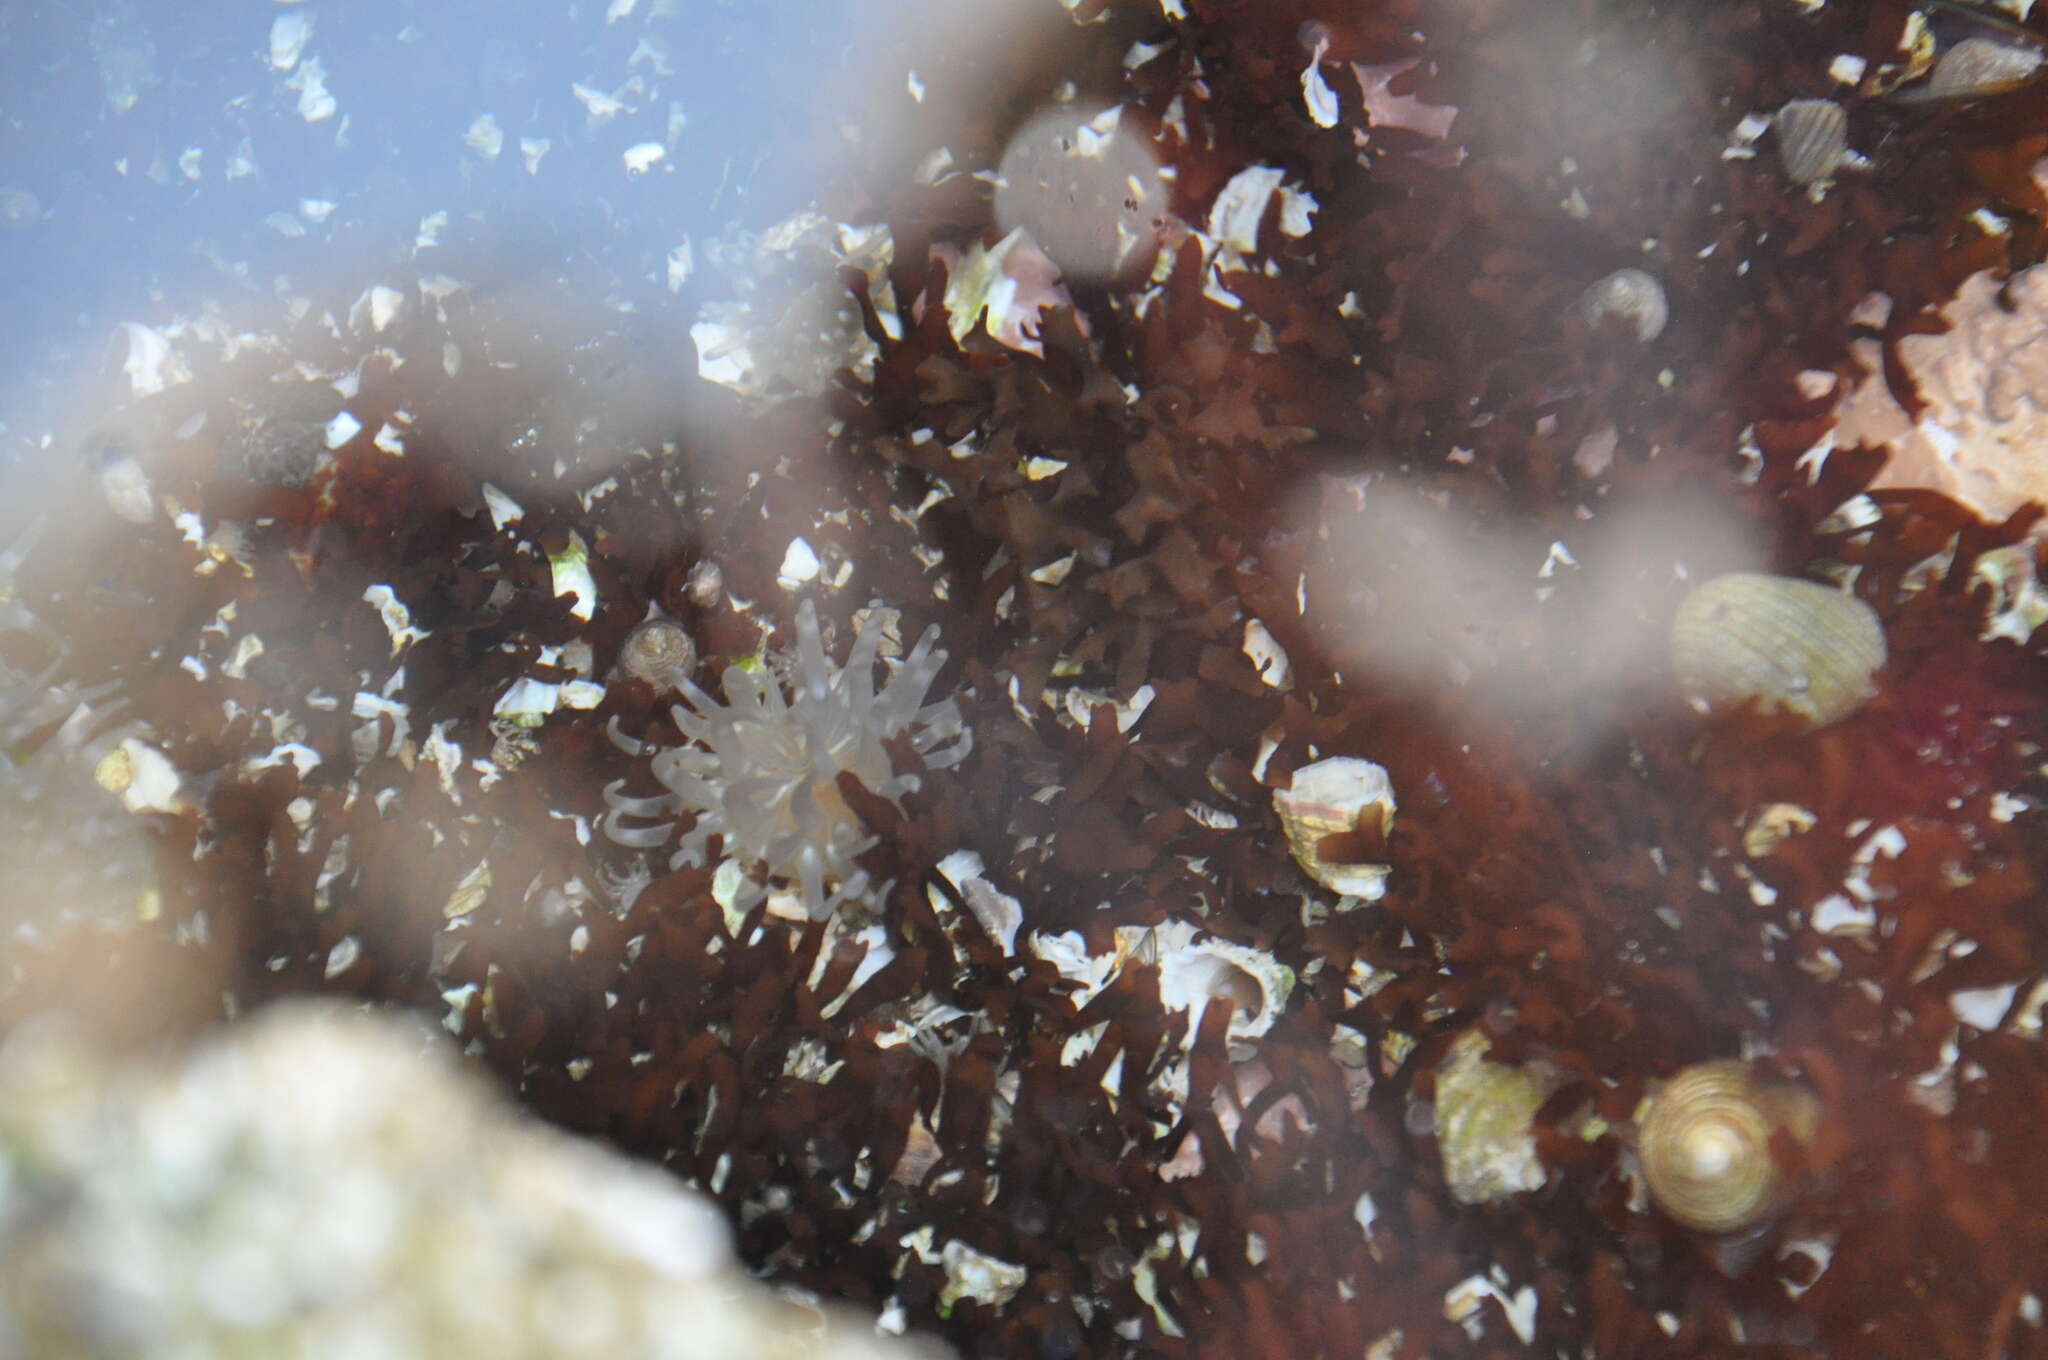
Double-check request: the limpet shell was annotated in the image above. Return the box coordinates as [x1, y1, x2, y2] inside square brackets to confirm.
[1669, 572, 1885, 729]
[1637, 1060, 1820, 1235]
[1773, 98, 1848, 185]
[1578, 268, 1669, 343]
[1272, 756, 1395, 900]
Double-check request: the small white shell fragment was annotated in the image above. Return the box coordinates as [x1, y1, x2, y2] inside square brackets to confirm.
[622, 141, 666, 176]
[519, 136, 551, 174]
[776, 536, 821, 589]
[936, 1239, 1026, 1310]
[242, 743, 321, 778]
[119, 321, 185, 397]
[666, 238, 694, 292]
[1302, 37, 1340, 127]
[572, 82, 629, 123]
[367, 285, 405, 332]
[464, 113, 504, 162]
[1444, 1275, 1539, 1345]
[691, 319, 757, 391]
[443, 861, 492, 919]
[548, 532, 597, 620]
[268, 12, 312, 71]
[1952, 982, 2019, 1029]
[934, 849, 1023, 954]
[1028, 930, 1121, 1007]
[285, 55, 336, 123]
[95, 738, 187, 815]
[1277, 185, 1319, 238]
[324, 411, 362, 449]
[324, 935, 361, 979]
[363, 583, 429, 655]
[97, 451, 156, 524]
[1207, 165, 1287, 254]
[480, 482, 524, 529]
[1273, 757, 1396, 900]
[1242, 618, 1292, 689]
[1742, 802, 1818, 858]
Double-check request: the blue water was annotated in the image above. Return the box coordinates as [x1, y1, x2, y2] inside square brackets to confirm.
[0, 0, 855, 467]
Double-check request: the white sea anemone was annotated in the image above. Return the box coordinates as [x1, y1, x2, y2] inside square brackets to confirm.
[603, 600, 970, 918]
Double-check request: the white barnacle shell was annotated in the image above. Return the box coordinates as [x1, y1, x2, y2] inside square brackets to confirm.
[1637, 1060, 1820, 1235]
[1578, 267, 1669, 343]
[1669, 572, 1886, 729]
[1272, 756, 1395, 901]
[615, 612, 696, 694]
[1134, 919, 1295, 1045]
[1433, 1029, 1560, 1205]
[1773, 98, 1849, 185]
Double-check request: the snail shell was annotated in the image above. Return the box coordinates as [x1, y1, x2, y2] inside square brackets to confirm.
[1637, 1061, 1820, 1235]
[1272, 756, 1395, 900]
[1773, 98, 1848, 185]
[1578, 268, 1669, 343]
[1669, 572, 1885, 729]
[1927, 35, 2045, 99]
[617, 615, 697, 693]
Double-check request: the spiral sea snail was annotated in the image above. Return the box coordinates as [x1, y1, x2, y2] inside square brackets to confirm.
[1636, 1060, 1820, 1236]
[1669, 572, 1885, 729]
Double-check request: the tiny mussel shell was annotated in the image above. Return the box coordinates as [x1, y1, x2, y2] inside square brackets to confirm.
[1637, 1060, 1820, 1236]
[1669, 572, 1885, 729]
[616, 614, 697, 693]
[1773, 98, 1849, 185]
[1577, 268, 1669, 343]
[1926, 35, 2046, 99]
[1272, 756, 1395, 900]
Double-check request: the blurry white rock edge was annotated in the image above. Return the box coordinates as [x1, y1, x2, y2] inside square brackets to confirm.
[0, 1002, 946, 1360]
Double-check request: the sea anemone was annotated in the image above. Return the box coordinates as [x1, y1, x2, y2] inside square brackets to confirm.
[603, 600, 970, 918]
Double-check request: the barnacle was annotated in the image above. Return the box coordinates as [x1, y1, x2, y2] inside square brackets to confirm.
[603, 600, 970, 919]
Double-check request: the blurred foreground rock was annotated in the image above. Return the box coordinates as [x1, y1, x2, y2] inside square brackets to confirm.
[0, 1002, 944, 1360]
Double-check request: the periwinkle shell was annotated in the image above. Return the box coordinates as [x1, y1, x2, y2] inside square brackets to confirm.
[1669, 572, 1885, 729]
[1637, 1061, 1819, 1236]
[1773, 98, 1848, 185]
